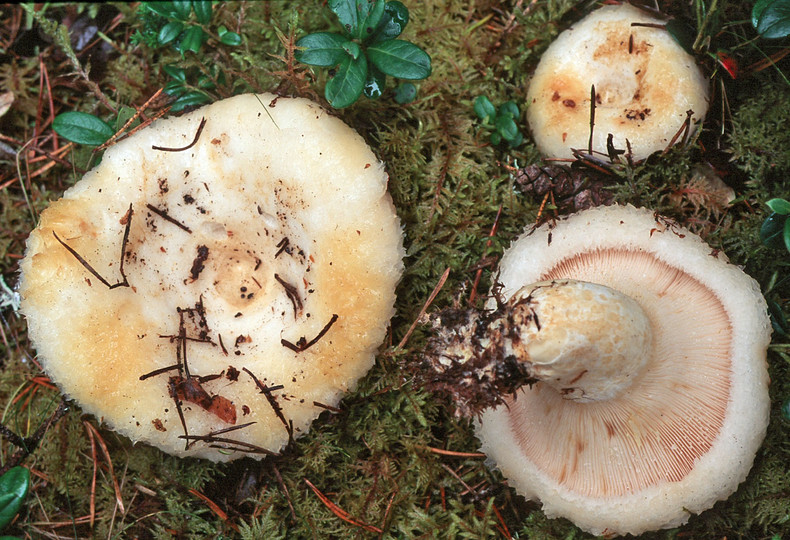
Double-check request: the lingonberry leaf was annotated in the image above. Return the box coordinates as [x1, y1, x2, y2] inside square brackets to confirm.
[355, 0, 386, 41]
[53, 111, 115, 146]
[343, 40, 362, 60]
[499, 101, 520, 119]
[296, 32, 350, 66]
[170, 90, 211, 112]
[178, 25, 206, 54]
[218, 25, 242, 46]
[756, 0, 790, 39]
[367, 39, 431, 79]
[364, 63, 387, 99]
[145, 2, 178, 18]
[157, 21, 184, 46]
[193, 0, 212, 25]
[171, 0, 193, 21]
[761, 212, 789, 249]
[162, 63, 187, 82]
[370, 1, 409, 43]
[473, 96, 496, 122]
[495, 114, 519, 141]
[767, 198, 790, 215]
[325, 55, 368, 108]
[753, 0, 777, 28]
[0, 466, 30, 530]
[329, 0, 361, 37]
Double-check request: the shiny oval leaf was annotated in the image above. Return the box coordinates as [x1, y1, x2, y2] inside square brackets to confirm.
[393, 82, 416, 104]
[325, 55, 368, 108]
[170, 90, 211, 112]
[367, 39, 431, 79]
[363, 64, 386, 99]
[761, 212, 788, 249]
[0, 467, 30, 530]
[162, 63, 187, 82]
[178, 25, 206, 55]
[767, 197, 790, 215]
[356, 0, 386, 40]
[217, 26, 242, 46]
[329, 0, 360, 36]
[343, 40, 362, 59]
[145, 2, 178, 18]
[193, 0, 212, 25]
[753, 0, 776, 28]
[296, 33, 350, 66]
[171, 0, 193, 21]
[495, 114, 519, 141]
[158, 21, 184, 45]
[370, 1, 409, 43]
[473, 95, 496, 122]
[756, 0, 790, 39]
[499, 100, 520, 119]
[53, 111, 114, 145]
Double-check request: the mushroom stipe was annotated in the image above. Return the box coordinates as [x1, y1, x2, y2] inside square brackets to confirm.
[424, 204, 771, 537]
[19, 93, 405, 462]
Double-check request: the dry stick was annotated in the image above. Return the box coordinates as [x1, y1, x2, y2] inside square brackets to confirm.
[418, 445, 486, 459]
[146, 203, 193, 234]
[272, 464, 296, 522]
[396, 267, 451, 350]
[280, 314, 339, 353]
[273, 273, 302, 319]
[588, 84, 596, 156]
[52, 203, 133, 289]
[152, 116, 206, 152]
[243, 367, 293, 443]
[304, 478, 383, 534]
[83, 422, 126, 515]
[97, 88, 165, 151]
[0, 398, 69, 476]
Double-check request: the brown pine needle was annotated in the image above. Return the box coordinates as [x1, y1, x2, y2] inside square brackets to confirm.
[469, 204, 502, 305]
[396, 267, 451, 350]
[83, 422, 125, 515]
[189, 488, 239, 532]
[304, 478, 383, 534]
[417, 445, 486, 458]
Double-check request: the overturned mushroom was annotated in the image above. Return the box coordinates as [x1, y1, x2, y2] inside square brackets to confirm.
[424, 205, 770, 536]
[526, 4, 710, 161]
[19, 93, 404, 461]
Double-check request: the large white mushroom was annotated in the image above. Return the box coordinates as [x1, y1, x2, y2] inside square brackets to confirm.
[526, 3, 710, 161]
[19, 93, 404, 462]
[424, 205, 770, 536]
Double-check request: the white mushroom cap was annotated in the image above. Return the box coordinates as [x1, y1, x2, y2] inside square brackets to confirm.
[476, 204, 771, 536]
[526, 4, 710, 161]
[19, 93, 404, 461]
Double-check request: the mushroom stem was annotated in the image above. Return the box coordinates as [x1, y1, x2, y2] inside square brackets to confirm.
[504, 279, 652, 402]
[423, 279, 652, 416]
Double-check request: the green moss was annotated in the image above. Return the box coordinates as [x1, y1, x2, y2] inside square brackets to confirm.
[1, 1, 790, 538]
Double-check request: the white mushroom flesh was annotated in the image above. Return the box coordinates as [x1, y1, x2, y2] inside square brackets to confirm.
[526, 4, 710, 161]
[476, 205, 771, 536]
[19, 93, 404, 462]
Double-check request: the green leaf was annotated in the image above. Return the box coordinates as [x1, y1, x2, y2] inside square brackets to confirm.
[325, 55, 368, 108]
[355, 0, 386, 41]
[145, 2, 178, 18]
[393, 82, 416, 104]
[364, 64, 386, 99]
[343, 40, 362, 59]
[0, 467, 30, 530]
[163, 79, 187, 96]
[499, 100, 520, 119]
[296, 33, 350, 66]
[753, 0, 776, 28]
[473, 95, 496, 122]
[756, 0, 790, 39]
[785, 214, 790, 252]
[170, 90, 211, 112]
[665, 18, 695, 55]
[178, 25, 205, 54]
[218, 26, 242, 46]
[768, 297, 789, 336]
[329, 0, 361, 37]
[495, 114, 519, 141]
[171, 0, 193, 20]
[767, 197, 790, 215]
[53, 111, 114, 145]
[370, 0, 409, 43]
[489, 131, 502, 146]
[507, 131, 524, 148]
[162, 63, 187, 82]
[367, 39, 431, 79]
[157, 21, 184, 45]
[193, 0, 212, 25]
[761, 212, 789, 249]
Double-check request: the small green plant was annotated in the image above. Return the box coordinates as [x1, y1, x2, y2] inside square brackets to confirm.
[760, 198, 790, 253]
[753, 0, 790, 39]
[0, 466, 30, 532]
[295, 0, 431, 109]
[473, 96, 524, 148]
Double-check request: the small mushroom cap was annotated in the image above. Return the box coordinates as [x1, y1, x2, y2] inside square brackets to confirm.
[19, 94, 404, 461]
[526, 4, 710, 161]
[476, 205, 770, 536]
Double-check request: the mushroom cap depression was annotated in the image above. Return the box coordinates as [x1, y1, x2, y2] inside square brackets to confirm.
[526, 4, 710, 161]
[476, 205, 771, 536]
[19, 93, 404, 461]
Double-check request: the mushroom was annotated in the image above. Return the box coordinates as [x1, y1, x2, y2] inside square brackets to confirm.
[18, 93, 404, 462]
[526, 4, 710, 161]
[424, 204, 770, 536]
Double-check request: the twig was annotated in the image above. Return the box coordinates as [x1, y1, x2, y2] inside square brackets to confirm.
[396, 267, 451, 349]
[304, 478, 383, 533]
